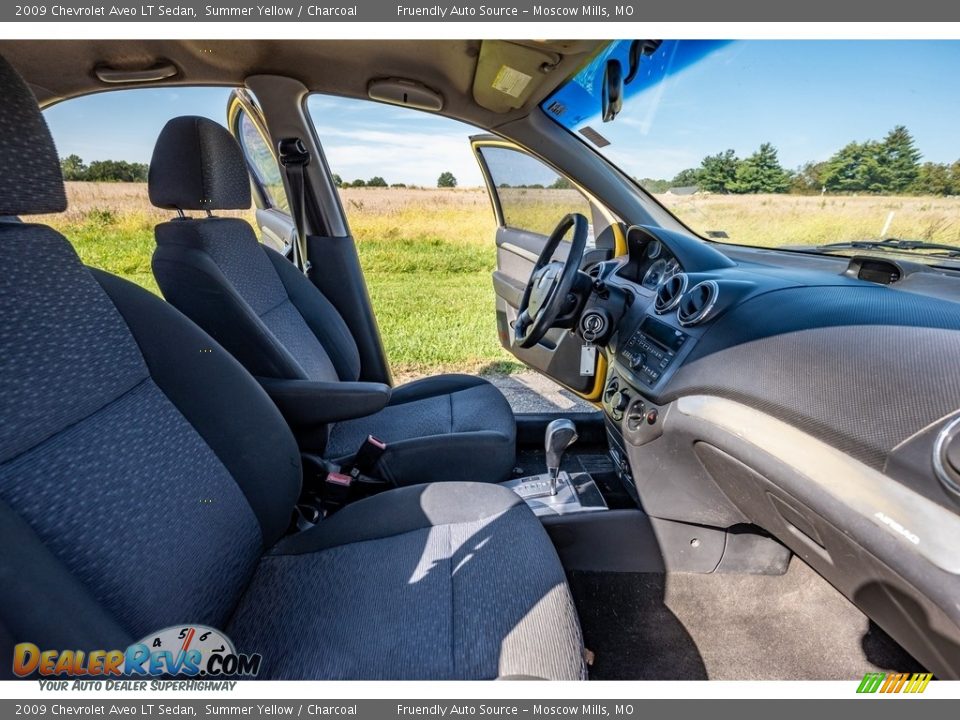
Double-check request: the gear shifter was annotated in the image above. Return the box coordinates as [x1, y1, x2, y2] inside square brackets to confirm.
[545, 418, 578, 495]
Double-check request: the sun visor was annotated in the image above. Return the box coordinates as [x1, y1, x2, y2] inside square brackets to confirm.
[472, 40, 559, 113]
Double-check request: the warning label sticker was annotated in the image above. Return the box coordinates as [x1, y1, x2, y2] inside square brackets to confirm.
[492, 65, 532, 97]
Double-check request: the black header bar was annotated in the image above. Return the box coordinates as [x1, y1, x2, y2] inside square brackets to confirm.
[5, 0, 960, 22]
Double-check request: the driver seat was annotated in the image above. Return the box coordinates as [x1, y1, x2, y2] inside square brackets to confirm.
[148, 116, 516, 486]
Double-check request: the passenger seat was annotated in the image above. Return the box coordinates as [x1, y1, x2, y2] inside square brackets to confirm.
[147, 116, 516, 487]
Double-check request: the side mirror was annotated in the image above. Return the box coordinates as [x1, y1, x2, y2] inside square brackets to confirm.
[601, 59, 623, 123]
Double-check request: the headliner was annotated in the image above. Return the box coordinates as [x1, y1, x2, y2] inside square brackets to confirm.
[0, 39, 602, 130]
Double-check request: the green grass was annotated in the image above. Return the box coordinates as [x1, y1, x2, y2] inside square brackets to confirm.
[368, 272, 522, 378]
[356, 234, 493, 275]
[356, 234, 523, 377]
[61, 216, 160, 295]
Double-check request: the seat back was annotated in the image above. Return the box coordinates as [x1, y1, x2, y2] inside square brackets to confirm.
[149, 116, 361, 383]
[0, 58, 301, 654]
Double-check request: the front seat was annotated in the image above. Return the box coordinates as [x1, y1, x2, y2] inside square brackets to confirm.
[0, 56, 585, 680]
[147, 116, 516, 486]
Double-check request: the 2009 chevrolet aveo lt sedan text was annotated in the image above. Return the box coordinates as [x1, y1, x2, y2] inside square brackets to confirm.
[1, 39, 958, 681]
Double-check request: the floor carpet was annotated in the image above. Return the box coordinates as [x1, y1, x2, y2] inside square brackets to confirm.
[569, 558, 924, 680]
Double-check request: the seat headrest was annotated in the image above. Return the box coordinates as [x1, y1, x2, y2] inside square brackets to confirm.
[148, 116, 252, 212]
[0, 55, 66, 216]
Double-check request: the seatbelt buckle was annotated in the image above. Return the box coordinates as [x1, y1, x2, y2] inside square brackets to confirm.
[326, 471, 353, 487]
[351, 435, 387, 478]
[320, 471, 354, 511]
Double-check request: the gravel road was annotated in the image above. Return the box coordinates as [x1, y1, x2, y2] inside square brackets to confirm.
[484, 372, 597, 415]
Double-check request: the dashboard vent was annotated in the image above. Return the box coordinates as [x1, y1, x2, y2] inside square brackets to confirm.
[677, 280, 719, 326]
[654, 273, 687, 314]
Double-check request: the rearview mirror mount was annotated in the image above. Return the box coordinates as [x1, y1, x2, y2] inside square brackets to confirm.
[601, 59, 623, 123]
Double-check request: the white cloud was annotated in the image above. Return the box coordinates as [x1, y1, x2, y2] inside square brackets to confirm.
[314, 124, 483, 187]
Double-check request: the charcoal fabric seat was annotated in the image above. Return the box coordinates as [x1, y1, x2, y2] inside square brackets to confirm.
[146, 116, 516, 486]
[0, 56, 585, 680]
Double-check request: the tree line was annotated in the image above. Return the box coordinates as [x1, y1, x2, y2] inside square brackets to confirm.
[60, 155, 149, 183]
[332, 171, 458, 189]
[61, 156, 462, 190]
[641, 126, 960, 196]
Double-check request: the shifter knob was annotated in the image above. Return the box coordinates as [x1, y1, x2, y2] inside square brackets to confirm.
[545, 419, 578, 495]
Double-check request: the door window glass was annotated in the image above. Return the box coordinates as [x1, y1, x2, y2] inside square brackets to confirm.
[479, 146, 593, 238]
[236, 110, 289, 213]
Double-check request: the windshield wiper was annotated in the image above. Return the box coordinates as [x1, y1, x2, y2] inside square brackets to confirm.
[814, 237, 960, 258]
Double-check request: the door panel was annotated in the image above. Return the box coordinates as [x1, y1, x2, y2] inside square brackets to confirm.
[256, 207, 296, 255]
[493, 227, 613, 394]
[473, 138, 621, 399]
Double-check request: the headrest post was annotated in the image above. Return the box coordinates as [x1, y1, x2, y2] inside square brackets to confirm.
[175, 208, 185, 219]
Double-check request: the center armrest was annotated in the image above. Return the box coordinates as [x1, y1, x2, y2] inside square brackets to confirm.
[257, 377, 392, 428]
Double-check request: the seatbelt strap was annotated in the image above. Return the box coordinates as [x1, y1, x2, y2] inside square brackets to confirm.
[277, 137, 312, 275]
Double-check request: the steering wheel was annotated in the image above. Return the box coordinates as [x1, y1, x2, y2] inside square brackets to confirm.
[514, 213, 590, 349]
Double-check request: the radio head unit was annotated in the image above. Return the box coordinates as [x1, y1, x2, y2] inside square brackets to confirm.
[620, 316, 689, 385]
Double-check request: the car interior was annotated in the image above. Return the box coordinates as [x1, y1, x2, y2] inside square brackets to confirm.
[1, 39, 959, 681]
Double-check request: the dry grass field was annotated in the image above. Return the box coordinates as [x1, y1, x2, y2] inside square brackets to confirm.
[45, 182, 960, 250]
[662, 192, 960, 247]
[36, 182, 960, 377]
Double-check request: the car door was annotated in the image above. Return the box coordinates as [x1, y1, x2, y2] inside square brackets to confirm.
[226, 89, 298, 256]
[472, 136, 624, 399]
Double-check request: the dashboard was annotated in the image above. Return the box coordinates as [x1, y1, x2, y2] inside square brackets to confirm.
[581, 223, 960, 679]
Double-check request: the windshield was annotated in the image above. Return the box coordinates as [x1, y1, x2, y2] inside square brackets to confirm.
[542, 40, 960, 256]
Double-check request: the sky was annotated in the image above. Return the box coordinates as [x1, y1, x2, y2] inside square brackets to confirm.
[558, 40, 960, 181]
[43, 40, 960, 188]
[44, 86, 486, 187]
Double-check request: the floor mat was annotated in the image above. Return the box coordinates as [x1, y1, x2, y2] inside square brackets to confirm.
[569, 558, 924, 680]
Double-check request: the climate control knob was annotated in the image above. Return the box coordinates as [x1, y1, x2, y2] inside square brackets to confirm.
[611, 390, 630, 421]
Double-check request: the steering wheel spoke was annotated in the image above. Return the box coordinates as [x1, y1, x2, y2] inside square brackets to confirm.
[513, 213, 590, 349]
